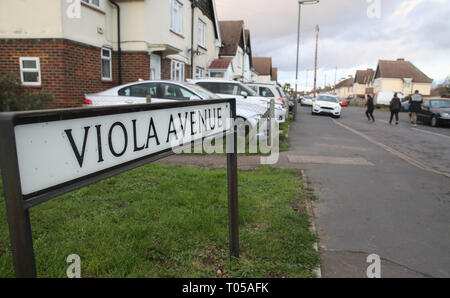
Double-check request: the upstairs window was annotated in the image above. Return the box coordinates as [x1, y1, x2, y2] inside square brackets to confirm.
[19, 57, 41, 86]
[82, 0, 100, 9]
[101, 48, 112, 81]
[198, 19, 206, 48]
[170, 0, 183, 35]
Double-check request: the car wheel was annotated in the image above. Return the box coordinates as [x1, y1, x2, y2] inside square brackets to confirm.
[430, 115, 439, 127]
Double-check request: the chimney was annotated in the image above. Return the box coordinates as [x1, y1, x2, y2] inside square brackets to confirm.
[397, 58, 405, 61]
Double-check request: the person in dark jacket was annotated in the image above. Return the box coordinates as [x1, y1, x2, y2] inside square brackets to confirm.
[409, 90, 423, 127]
[389, 93, 401, 125]
[365, 94, 375, 122]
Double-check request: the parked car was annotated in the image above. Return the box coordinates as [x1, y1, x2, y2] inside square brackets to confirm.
[300, 95, 314, 106]
[401, 97, 411, 112]
[311, 94, 342, 118]
[417, 98, 450, 127]
[190, 79, 286, 123]
[246, 83, 287, 107]
[338, 98, 349, 107]
[83, 80, 269, 139]
[374, 92, 404, 107]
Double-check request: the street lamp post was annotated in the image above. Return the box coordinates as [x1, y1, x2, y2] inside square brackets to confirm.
[295, 0, 319, 120]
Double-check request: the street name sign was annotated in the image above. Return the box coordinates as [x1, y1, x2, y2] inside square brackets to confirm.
[0, 99, 239, 277]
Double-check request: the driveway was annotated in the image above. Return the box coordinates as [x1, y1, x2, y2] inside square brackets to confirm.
[276, 106, 450, 277]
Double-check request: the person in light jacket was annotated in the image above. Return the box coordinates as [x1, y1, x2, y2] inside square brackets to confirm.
[389, 93, 401, 125]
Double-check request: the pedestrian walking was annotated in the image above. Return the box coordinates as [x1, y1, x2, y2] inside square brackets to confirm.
[389, 93, 401, 125]
[365, 94, 375, 122]
[409, 90, 423, 127]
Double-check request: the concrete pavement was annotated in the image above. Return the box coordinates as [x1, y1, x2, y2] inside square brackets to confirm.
[276, 106, 450, 278]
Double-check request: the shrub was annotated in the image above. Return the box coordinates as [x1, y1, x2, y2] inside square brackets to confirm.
[0, 75, 52, 112]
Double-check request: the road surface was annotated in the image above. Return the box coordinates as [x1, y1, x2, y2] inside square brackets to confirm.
[277, 106, 450, 277]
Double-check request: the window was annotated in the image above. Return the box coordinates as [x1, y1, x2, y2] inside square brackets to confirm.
[19, 57, 41, 86]
[170, 0, 183, 35]
[161, 83, 195, 100]
[248, 86, 258, 93]
[171, 60, 185, 81]
[195, 67, 204, 79]
[209, 71, 225, 78]
[101, 48, 112, 81]
[260, 87, 275, 97]
[198, 19, 206, 48]
[82, 0, 100, 8]
[119, 83, 158, 97]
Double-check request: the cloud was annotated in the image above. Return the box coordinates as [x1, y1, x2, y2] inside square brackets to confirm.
[215, 0, 450, 88]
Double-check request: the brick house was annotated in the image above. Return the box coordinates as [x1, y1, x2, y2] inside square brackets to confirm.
[0, 0, 222, 108]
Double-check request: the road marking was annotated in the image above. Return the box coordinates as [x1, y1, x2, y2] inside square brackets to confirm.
[332, 119, 450, 179]
[288, 155, 374, 166]
[411, 128, 450, 140]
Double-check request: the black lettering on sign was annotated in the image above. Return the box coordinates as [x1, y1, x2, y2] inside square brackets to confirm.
[145, 117, 160, 148]
[190, 111, 197, 136]
[95, 125, 104, 163]
[178, 112, 189, 136]
[132, 119, 145, 152]
[166, 114, 178, 143]
[218, 108, 223, 128]
[199, 109, 208, 133]
[208, 109, 216, 130]
[108, 122, 128, 157]
[65, 126, 91, 168]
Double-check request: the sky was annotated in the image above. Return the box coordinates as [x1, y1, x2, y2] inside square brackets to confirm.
[215, 0, 450, 90]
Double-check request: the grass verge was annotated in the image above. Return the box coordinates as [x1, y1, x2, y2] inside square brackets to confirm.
[0, 164, 318, 278]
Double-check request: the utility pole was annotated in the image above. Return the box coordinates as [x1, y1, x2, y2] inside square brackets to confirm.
[334, 66, 337, 91]
[313, 24, 319, 96]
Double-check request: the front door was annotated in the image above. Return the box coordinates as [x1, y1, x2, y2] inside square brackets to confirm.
[150, 54, 161, 80]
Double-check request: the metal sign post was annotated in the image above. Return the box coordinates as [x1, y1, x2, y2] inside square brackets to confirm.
[0, 99, 239, 277]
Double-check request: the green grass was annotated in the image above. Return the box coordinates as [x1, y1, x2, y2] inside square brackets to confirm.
[0, 164, 319, 278]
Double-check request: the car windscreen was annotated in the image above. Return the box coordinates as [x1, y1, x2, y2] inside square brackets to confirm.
[185, 84, 221, 100]
[430, 100, 450, 109]
[277, 87, 286, 98]
[317, 96, 338, 103]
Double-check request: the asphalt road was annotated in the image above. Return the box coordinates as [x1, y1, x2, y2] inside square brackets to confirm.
[278, 106, 450, 278]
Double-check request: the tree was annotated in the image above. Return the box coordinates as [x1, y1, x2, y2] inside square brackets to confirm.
[0, 75, 52, 112]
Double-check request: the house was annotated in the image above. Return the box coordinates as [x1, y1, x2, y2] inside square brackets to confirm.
[373, 58, 433, 96]
[208, 58, 234, 80]
[335, 76, 354, 98]
[271, 67, 278, 84]
[252, 57, 273, 83]
[217, 20, 251, 82]
[0, 0, 222, 108]
[353, 68, 375, 98]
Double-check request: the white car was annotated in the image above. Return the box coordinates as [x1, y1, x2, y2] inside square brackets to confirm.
[189, 79, 287, 123]
[246, 83, 288, 108]
[83, 80, 268, 140]
[300, 95, 314, 106]
[374, 92, 404, 107]
[311, 94, 342, 118]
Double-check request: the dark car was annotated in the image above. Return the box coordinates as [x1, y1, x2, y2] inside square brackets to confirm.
[417, 98, 450, 127]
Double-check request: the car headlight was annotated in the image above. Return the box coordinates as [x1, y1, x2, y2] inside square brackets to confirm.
[440, 113, 449, 118]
